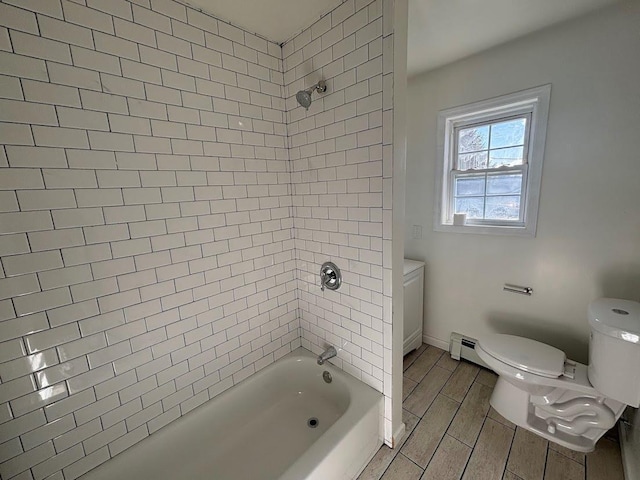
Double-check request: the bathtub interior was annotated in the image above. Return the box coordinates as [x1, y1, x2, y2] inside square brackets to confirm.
[80, 348, 382, 480]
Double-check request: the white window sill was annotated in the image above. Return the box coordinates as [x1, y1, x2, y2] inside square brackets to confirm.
[434, 222, 535, 237]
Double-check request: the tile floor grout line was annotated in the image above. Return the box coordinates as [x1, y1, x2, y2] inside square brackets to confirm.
[499, 416, 517, 480]
[542, 442, 551, 479]
[401, 451, 425, 472]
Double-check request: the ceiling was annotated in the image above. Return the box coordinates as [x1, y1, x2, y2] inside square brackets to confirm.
[185, 0, 342, 45]
[407, 0, 619, 77]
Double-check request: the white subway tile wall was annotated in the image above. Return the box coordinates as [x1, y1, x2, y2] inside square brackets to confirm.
[284, 0, 395, 441]
[0, 0, 300, 478]
[0, 0, 397, 477]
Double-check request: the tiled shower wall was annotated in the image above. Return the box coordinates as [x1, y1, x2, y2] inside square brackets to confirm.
[0, 0, 299, 478]
[284, 0, 396, 440]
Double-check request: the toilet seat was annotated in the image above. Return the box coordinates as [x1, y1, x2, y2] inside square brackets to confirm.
[477, 334, 565, 378]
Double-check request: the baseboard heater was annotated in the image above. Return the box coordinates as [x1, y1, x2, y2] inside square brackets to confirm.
[449, 332, 490, 370]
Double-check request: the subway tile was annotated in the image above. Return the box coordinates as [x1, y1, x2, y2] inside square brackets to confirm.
[0, 3, 39, 34]
[43, 169, 97, 189]
[0, 273, 40, 300]
[80, 90, 129, 115]
[0, 98, 58, 126]
[25, 323, 80, 354]
[94, 32, 139, 61]
[114, 18, 157, 47]
[0, 375, 37, 404]
[0, 437, 23, 464]
[48, 63, 102, 91]
[38, 15, 94, 49]
[38, 264, 92, 292]
[71, 46, 121, 75]
[0, 51, 48, 81]
[62, 244, 112, 267]
[0, 122, 34, 146]
[0, 313, 49, 342]
[0, 168, 44, 190]
[86, 0, 133, 20]
[62, 0, 114, 34]
[157, 31, 191, 58]
[52, 208, 105, 229]
[67, 364, 114, 395]
[32, 126, 89, 149]
[133, 4, 172, 33]
[11, 31, 71, 64]
[2, 250, 62, 276]
[47, 299, 99, 328]
[100, 74, 145, 99]
[88, 131, 135, 152]
[66, 151, 117, 172]
[57, 106, 109, 131]
[13, 287, 72, 317]
[0, 74, 23, 100]
[122, 59, 162, 84]
[187, 8, 218, 34]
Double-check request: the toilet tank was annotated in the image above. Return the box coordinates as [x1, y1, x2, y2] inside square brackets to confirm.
[588, 298, 640, 408]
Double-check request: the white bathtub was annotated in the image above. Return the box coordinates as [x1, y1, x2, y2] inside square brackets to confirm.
[81, 347, 383, 480]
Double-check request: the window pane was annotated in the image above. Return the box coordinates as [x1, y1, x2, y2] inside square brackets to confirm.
[489, 146, 524, 167]
[458, 125, 489, 153]
[455, 175, 485, 196]
[490, 118, 526, 149]
[487, 173, 522, 195]
[457, 151, 488, 170]
[455, 197, 484, 219]
[485, 196, 520, 220]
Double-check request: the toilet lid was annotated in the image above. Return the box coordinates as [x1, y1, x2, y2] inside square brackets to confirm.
[478, 334, 566, 378]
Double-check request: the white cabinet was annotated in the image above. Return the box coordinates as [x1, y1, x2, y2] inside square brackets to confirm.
[403, 259, 425, 355]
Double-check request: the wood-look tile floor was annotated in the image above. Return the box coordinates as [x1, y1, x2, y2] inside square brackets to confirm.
[358, 344, 625, 480]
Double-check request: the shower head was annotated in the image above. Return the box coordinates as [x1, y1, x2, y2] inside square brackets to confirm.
[296, 80, 327, 110]
[296, 89, 313, 110]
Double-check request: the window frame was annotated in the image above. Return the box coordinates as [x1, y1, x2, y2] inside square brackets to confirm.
[434, 85, 551, 236]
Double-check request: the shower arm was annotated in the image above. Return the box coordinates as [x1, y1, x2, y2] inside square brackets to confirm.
[308, 80, 327, 95]
[315, 80, 327, 93]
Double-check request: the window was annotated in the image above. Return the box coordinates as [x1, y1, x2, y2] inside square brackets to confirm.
[435, 85, 551, 236]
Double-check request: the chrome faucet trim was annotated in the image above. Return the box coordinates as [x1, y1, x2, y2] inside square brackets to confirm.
[317, 346, 337, 365]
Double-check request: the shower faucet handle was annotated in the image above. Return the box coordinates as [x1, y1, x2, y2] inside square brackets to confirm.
[319, 262, 341, 292]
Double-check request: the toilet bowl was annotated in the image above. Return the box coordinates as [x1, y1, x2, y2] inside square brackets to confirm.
[476, 298, 640, 452]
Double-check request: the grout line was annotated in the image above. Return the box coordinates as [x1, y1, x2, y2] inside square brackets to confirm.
[543, 441, 551, 479]
[499, 418, 517, 480]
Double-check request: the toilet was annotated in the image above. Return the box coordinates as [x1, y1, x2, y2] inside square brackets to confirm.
[476, 298, 640, 452]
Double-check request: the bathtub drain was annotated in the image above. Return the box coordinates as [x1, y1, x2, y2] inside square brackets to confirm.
[307, 417, 319, 428]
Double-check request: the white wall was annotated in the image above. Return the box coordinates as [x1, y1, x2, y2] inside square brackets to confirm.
[405, 2, 640, 363]
[0, 1, 298, 478]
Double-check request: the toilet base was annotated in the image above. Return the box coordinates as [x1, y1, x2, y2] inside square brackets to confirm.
[490, 377, 625, 452]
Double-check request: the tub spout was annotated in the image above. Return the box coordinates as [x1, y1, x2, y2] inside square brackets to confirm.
[317, 346, 337, 365]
